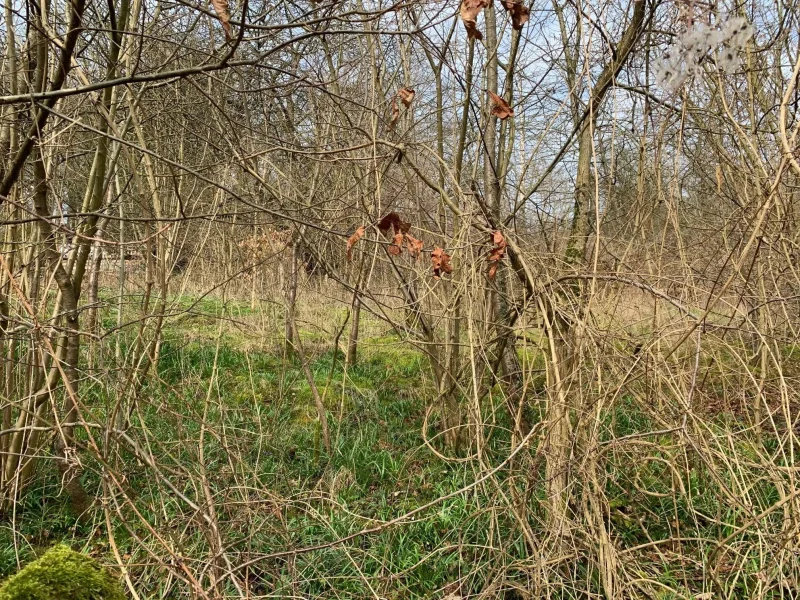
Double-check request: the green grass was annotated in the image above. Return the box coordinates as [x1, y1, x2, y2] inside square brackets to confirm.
[3, 292, 793, 598]
[0, 297, 527, 598]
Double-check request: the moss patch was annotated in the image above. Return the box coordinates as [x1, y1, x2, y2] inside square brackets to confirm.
[0, 545, 124, 600]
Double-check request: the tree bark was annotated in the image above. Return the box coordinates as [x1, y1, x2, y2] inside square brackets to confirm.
[346, 291, 361, 366]
[542, 3, 648, 594]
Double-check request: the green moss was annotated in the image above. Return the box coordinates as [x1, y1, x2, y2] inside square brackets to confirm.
[0, 545, 125, 600]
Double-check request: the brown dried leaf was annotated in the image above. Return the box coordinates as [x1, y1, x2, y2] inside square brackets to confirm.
[405, 233, 423, 257]
[487, 230, 506, 280]
[377, 212, 411, 235]
[488, 91, 514, 120]
[210, 0, 233, 40]
[431, 246, 453, 279]
[488, 261, 500, 279]
[388, 97, 400, 130]
[388, 232, 404, 256]
[500, 0, 529, 30]
[460, 0, 491, 40]
[463, 21, 483, 40]
[398, 87, 416, 108]
[346, 225, 365, 261]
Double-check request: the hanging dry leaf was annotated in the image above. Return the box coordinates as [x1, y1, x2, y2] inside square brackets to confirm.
[398, 88, 416, 108]
[388, 97, 400, 130]
[431, 246, 453, 279]
[389, 89, 415, 129]
[500, 0, 529, 30]
[346, 225, 366, 261]
[488, 91, 514, 120]
[405, 233, 424, 257]
[210, 0, 233, 40]
[377, 212, 411, 235]
[460, 0, 491, 40]
[464, 21, 483, 40]
[388, 232, 404, 256]
[487, 230, 506, 280]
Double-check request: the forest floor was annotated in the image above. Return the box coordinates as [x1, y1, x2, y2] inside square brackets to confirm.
[1, 292, 514, 598]
[0, 289, 783, 598]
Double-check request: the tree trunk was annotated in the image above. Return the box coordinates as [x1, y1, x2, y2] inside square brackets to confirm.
[283, 240, 299, 356]
[541, 3, 647, 595]
[33, 149, 92, 518]
[346, 291, 360, 366]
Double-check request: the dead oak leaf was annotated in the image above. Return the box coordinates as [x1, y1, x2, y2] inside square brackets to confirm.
[487, 230, 506, 280]
[377, 212, 411, 235]
[210, 0, 233, 40]
[346, 225, 365, 261]
[463, 21, 483, 40]
[431, 246, 453, 279]
[388, 232, 404, 256]
[398, 87, 416, 108]
[405, 233, 424, 257]
[500, 0, 529, 30]
[389, 88, 415, 129]
[488, 91, 514, 120]
[460, 0, 491, 40]
[388, 97, 400, 129]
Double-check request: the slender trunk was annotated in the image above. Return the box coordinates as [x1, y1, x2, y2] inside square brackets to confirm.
[283, 241, 299, 356]
[67, 0, 130, 299]
[346, 291, 360, 366]
[565, 125, 595, 264]
[86, 237, 104, 369]
[441, 280, 462, 452]
[115, 196, 126, 363]
[483, 4, 499, 215]
[483, 6, 523, 405]
[33, 148, 92, 517]
[0, 0, 92, 514]
[0, 0, 20, 420]
[541, 3, 647, 595]
[454, 40, 474, 185]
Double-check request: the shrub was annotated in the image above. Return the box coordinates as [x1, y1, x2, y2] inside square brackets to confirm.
[0, 544, 125, 600]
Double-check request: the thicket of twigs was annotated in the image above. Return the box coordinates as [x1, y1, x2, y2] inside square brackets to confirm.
[2, 0, 800, 596]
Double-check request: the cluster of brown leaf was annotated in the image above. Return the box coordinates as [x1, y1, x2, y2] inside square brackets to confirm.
[460, 0, 529, 40]
[346, 218, 509, 282]
[348, 222, 506, 281]
[431, 247, 453, 279]
[377, 212, 424, 258]
[239, 235, 270, 260]
[487, 230, 506, 279]
[346, 212, 438, 273]
[389, 87, 416, 130]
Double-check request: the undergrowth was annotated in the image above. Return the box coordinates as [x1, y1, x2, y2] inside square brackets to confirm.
[0, 294, 789, 598]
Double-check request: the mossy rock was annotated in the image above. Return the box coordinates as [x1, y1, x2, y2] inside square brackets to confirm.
[0, 545, 125, 600]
